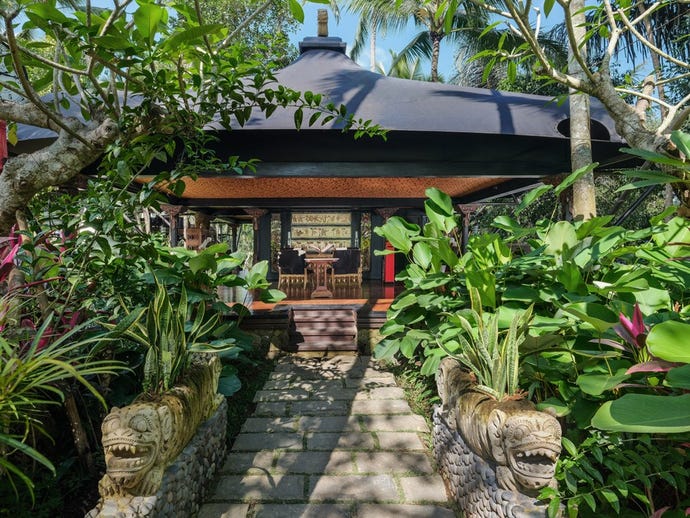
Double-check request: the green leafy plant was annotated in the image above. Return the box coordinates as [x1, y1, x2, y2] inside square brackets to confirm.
[591, 318, 690, 434]
[435, 287, 533, 400]
[0, 317, 126, 501]
[106, 277, 238, 393]
[374, 183, 690, 515]
[541, 431, 689, 518]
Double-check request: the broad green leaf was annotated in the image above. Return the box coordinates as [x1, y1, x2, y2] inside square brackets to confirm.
[259, 289, 287, 303]
[189, 252, 216, 274]
[536, 397, 570, 417]
[576, 369, 630, 395]
[665, 364, 690, 389]
[134, 3, 165, 45]
[561, 302, 618, 333]
[288, 0, 304, 22]
[424, 199, 457, 233]
[425, 187, 454, 215]
[544, 221, 578, 258]
[374, 216, 419, 253]
[621, 147, 687, 167]
[161, 24, 224, 51]
[591, 394, 690, 433]
[600, 489, 620, 514]
[374, 338, 400, 360]
[413, 242, 433, 269]
[218, 373, 241, 396]
[617, 169, 682, 190]
[515, 185, 552, 216]
[647, 320, 690, 363]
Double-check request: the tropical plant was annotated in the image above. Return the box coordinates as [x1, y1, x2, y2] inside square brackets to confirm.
[0, 317, 125, 501]
[436, 287, 534, 399]
[591, 317, 690, 434]
[464, 0, 690, 215]
[0, 0, 379, 235]
[105, 277, 239, 394]
[374, 182, 690, 515]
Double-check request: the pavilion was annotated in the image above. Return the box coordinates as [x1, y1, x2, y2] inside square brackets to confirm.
[12, 20, 635, 286]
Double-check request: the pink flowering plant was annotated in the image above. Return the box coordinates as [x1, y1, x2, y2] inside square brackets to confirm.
[595, 303, 681, 375]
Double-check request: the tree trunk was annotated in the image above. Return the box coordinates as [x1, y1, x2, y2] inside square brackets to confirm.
[568, 0, 596, 220]
[370, 23, 377, 73]
[431, 33, 441, 82]
[0, 118, 118, 235]
[63, 385, 96, 477]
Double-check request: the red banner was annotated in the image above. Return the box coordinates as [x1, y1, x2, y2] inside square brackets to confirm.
[0, 120, 7, 172]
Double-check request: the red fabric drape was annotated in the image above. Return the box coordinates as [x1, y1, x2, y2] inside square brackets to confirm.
[0, 120, 7, 172]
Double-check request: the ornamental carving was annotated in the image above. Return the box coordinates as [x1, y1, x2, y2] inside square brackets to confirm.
[435, 356, 562, 515]
[97, 354, 223, 498]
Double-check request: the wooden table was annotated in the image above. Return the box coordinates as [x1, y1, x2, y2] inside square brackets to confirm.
[305, 257, 338, 298]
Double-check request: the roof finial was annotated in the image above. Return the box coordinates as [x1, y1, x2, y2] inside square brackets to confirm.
[317, 9, 328, 37]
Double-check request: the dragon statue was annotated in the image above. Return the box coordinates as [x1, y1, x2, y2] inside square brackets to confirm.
[97, 354, 223, 498]
[434, 357, 562, 517]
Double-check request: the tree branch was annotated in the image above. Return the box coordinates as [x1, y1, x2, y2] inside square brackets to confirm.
[3, 14, 91, 146]
[218, 0, 273, 50]
[616, 3, 690, 70]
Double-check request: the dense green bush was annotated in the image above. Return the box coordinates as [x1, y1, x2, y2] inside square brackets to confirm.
[374, 181, 690, 516]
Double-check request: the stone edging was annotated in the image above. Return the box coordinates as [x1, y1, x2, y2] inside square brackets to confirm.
[86, 398, 228, 518]
[432, 405, 549, 518]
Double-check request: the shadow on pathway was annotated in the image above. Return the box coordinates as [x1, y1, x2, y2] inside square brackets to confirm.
[198, 355, 457, 518]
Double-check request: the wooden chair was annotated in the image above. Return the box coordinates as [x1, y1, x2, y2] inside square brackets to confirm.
[277, 249, 308, 289]
[331, 248, 362, 287]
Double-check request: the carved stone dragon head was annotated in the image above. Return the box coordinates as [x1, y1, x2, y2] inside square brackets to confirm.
[99, 403, 173, 496]
[489, 409, 562, 495]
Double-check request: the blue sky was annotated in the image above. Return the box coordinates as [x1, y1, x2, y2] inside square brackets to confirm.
[290, 3, 457, 79]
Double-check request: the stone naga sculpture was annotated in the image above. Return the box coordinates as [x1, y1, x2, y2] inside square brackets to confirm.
[436, 357, 562, 496]
[98, 354, 223, 498]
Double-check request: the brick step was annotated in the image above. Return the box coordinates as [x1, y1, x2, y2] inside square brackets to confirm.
[291, 322, 357, 331]
[288, 308, 358, 352]
[286, 341, 358, 351]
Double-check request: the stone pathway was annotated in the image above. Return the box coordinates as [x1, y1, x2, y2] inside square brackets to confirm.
[198, 355, 457, 518]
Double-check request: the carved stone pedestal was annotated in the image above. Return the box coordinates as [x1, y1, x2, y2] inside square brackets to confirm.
[86, 398, 227, 518]
[433, 406, 551, 518]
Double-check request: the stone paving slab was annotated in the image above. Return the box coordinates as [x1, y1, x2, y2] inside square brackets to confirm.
[199, 355, 456, 517]
[357, 504, 457, 518]
[231, 432, 303, 452]
[376, 431, 426, 451]
[309, 474, 398, 501]
[359, 414, 429, 432]
[354, 452, 435, 474]
[198, 503, 250, 518]
[399, 475, 451, 503]
[253, 503, 353, 518]
[220, 451, 275, 474]
[240, 417, 299, 433]
[299, 415, 360, 432]
[211, 474, 305, 500]
[274, 451, 355, 474]
[306, 432, 376, 451]
[350, 399, 414, 415]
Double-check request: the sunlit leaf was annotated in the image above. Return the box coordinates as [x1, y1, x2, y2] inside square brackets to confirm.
[592, 394, 690, 433]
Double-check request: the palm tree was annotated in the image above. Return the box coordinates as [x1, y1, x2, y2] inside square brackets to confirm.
[346, 0, 409, 72]
[376, 49, 434, 81]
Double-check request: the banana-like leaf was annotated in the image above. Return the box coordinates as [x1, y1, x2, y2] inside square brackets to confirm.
[591, 394, 690, 433]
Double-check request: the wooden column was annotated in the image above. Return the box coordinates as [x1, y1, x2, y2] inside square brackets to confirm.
[375, 208, 399, 284]
[457, 204, 481, 254]
[161, 204, 184, 247]
[244, 208, 268, 264]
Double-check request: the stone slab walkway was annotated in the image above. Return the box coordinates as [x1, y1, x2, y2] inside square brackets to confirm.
[198, 355, 457, 518]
